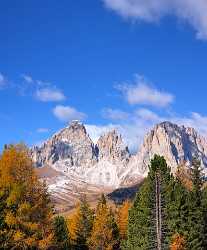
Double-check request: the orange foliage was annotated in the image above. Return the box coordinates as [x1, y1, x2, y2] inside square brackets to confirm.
[89, 197, 118, 250]
[0, 144, 53, 249]
[117, 200, 131, 240]
[170, 233, 186, 250]
[0, 144, 34, 186]
[176, 164, 192, 191]
[67, 204, 81, 243]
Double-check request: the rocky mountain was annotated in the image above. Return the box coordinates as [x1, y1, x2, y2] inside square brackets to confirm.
[32, 121, 135, 189]
[134, 121, 207, 175]
[32, 120, 207, 211]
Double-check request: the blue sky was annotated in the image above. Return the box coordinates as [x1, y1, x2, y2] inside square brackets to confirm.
[1, 0, 207, 152]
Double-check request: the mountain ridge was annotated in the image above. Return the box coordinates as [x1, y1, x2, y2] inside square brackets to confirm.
[32, 120, 207, 211]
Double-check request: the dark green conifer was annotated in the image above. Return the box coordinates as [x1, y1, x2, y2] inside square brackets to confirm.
[53, 216, 71, 250]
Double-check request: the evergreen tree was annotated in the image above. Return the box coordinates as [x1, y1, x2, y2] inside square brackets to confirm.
[53, 216, 71, 250]
[186, 158, 205, 250]
[124, 155, 174, 249]
[75, 196, 94, 250]
[67, 196, 94, 250]
[123, 175, 155, 249]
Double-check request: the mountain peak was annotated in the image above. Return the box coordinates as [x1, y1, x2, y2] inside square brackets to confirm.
[136, 121, 207, 175]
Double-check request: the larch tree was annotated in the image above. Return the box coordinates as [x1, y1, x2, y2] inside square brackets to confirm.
[170, 233, 186, 250]
[89, 194, 119, 250]
[117, 200, 131, 241]
[67, 196, 94, 250]
[0, 144, 53, 249]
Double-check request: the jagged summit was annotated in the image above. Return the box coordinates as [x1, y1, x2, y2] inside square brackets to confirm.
[32, 120, 207, 196]
[135, 121, 207, 175]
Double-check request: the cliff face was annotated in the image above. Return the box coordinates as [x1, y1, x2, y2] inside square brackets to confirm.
[32, 121, 98, 170]
[134, 122, 207, 176]
[32, 121, 207, 191]
[31, 121, 132, 188]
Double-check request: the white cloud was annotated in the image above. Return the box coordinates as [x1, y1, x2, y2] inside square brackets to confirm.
[102, 108, 130, 120]
[36, 128, 49, 133]
[86, 121, 153, 153]
[20, 74, 66, 102]
[87, 104, 207, 153]
[135, 108, 160, 121]
[35, 88, 66, 102]
[86, 124, 117, 144]
[117, 75, 174, 107]
[21, 74, 34, 83]
[53, 105, 87, 122]
[0, 73, 7, 89]
[173, 112, 207, 137]
[103, 0, 207, 40]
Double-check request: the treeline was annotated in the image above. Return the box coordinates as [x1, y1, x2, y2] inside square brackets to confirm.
[124, 155, 207, 250]
[0, 145, 130, 249]
[1, 145, 207, 249]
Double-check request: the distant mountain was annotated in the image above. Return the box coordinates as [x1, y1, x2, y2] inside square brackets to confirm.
[32, 120, 207, 211]
[134, 121, 207, 175]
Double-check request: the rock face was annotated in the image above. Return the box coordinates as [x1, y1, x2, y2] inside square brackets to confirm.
[134, 122, 207, 176]
[32, 121, 132, 188]
[32, 121, 98, 171]
[32, 121, 207, 192]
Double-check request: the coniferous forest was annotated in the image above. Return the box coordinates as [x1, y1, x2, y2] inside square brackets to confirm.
[1, 145, 207, 249]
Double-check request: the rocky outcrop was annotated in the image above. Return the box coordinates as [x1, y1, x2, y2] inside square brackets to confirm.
[134, 122, 207, 175]
[97, 130, 130, 164]
[31, 121, 98, 171]
[32, 121, 207, 190]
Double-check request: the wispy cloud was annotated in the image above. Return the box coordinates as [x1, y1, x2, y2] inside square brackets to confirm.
[103, 0, 207, 40]
[0, 73, 7, 89]
[35, 88, 66, 102]
[21, 74, 34, 84]
[87, 108, 207, 153]
[102, 108, 130, 120]
[36, 128, 49, 133]
[20, 74, 66, 102]
[53, 105, 87, 122]
[116, 75, 174, 107]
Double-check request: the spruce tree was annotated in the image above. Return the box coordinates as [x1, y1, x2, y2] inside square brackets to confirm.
[53, 216, 71, 250]
[75, 196, 94, 250]
[186, 158, 205, 250]
[124, 155, 174, 249]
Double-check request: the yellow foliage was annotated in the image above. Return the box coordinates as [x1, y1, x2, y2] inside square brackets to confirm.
[0, 144, 34, 187]
[67, 204, 81, 242]
[89, 201, 117, 250]
[5, 211, 18, 227]
[13, 230, 25, 241]
[38, 232, 54, 250]
[0, 144, 53, 248]
[117, 200, 131, 240]
[176, 164, 192, 191]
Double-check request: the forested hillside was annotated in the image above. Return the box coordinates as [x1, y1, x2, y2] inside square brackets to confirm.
[0, 145, 207, 249]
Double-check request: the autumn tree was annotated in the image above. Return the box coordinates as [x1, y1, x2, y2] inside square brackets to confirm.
[0, 144, 53, 249]
[89, 194, 119, 250]
[170, 233, 186, 250]
[117, 200, 131, 240]
[67, 196, 94, 249]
